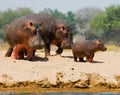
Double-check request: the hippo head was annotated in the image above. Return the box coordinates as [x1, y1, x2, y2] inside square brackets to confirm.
[55, 23, 67, 40]
[92, 39, 107, 52]
[55, 23, 74, 49]
[60, 25, 74, 49]
[23, 21, 44, 49]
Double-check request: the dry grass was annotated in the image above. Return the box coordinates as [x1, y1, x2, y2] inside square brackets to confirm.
[107, 45, 120, 51]
[0, 41, 9, 51]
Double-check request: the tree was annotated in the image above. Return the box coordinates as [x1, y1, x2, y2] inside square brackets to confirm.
[75, 7, 103, 39]
[39, 8, 66, 20]
[0, 8, 34, 40]
[65, 11, 75, 25]
[39, 8, 75, 25]
[91, 5, 120, 44]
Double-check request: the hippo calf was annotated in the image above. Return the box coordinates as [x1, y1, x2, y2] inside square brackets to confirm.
[5, 16, 44, 61]
[71, 39, 107, 63]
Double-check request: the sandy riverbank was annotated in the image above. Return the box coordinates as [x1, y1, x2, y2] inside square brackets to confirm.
[0, 46, 120, 92]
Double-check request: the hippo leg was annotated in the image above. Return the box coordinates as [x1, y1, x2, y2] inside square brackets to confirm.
[5, 47, 13, 57]
[86, 56, 91, 62]
[56, 43, 63, 54]
[17, 49, 35, 60]
[25, 46, 34, 61]
[12, 45, 23, 59]
[89, 58, 93, 63]
[89, 57, 94, 63]
[86, 55, 94, 63]
[32, 50, 36, 58]
[44, 43, 50, 58]
[73, 53, 77, 62]
[56, 47, 63, 54]
[74, 56, 77, 62]
[89, 53, 94, 63]
[18, 51, 25, 59]
[79, 57, 86, 62]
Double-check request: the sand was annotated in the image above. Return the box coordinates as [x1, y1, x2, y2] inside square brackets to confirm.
[0, 46, 120, 91]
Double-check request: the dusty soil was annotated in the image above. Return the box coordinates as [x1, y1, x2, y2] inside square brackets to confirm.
[0, 45, 120, 92]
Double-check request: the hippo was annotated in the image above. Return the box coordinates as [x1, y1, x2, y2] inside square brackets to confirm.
[71, 39, 107, 63]
[25, 14, 74, 57]
[5, 16, 44, 61]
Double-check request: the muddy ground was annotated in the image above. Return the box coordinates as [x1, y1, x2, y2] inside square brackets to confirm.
[0, 44, 120, 92]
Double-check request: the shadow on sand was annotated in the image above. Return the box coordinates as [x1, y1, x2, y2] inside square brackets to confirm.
[61, 55, 104, 63]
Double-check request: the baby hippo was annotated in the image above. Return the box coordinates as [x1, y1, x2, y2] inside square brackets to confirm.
[71, 39, 107, 63]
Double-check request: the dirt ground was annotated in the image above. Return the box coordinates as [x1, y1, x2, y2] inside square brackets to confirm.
[0, 44, 120, 92]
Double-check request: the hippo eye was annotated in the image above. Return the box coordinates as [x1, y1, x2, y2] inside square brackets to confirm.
[98, 44, 104, 48]
[30, 22, 33, 27]
[62, 26, 65, 30]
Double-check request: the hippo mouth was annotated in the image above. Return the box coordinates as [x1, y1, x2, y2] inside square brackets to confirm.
[28, 36, 44, 49]
[29, 30, 44, 49]
[60, 38, 73, 49]
[102, 47, 107, 51]
[29, 41, 44, 49]
[98, 44, 107, 51]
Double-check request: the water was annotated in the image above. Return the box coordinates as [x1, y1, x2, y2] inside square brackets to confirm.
[0, 92, 120, 95]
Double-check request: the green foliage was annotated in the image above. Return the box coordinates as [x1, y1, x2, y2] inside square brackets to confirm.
[75, 7, 103, 39]
[0, 6, 120, 45]
[65, 11, 75, 25]
[39, 8, 75, 25]
[90, 5, 120, 45]
[0, 8, 34, 39]
[107, 45, 120, 51]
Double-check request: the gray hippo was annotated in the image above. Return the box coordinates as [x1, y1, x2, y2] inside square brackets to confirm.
[71, 39, 107, 63]
[25, 14, 74, 57]
[5, 16, 44, 61]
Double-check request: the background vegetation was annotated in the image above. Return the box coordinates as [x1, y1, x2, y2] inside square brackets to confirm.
[0, 5, 120, 45]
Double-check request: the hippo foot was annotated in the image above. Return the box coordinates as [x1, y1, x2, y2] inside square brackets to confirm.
[56, 48, 63, 54]
[18, 52, 24, 59]
[5, 53, 12, 57]
[79, 58, 86, 62]
[80, 60, 86, 62]
[89, 61, 94, 63]
[5, 47, 13, 57]
[74, 59, 78, 62]
[44, 57, 49, 61]
[12, 55, 17, 59]
[27, 58, 34, 61]
[27, 56, 36, 61]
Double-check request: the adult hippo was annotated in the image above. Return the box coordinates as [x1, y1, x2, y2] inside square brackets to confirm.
[26, 14, 74, 57]
[71, 39, 107, 63]
[5, 16, 44, 61]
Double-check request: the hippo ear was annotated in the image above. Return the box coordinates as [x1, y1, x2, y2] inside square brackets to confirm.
[23, 21, 33, 30]
[92, 39, 102, 47]
[95, 39, 101, 44]
[56, 24, 65, 31]
[38, 22, 43, 31]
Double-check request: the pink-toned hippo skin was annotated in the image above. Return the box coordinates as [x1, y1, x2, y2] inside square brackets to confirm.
[5, 16, 44, 61]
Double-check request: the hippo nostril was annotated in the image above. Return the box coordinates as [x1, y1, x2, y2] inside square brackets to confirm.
[105, 47, 107, 50]
[41, 42, 44, 46]
[102, 47, 107, 51]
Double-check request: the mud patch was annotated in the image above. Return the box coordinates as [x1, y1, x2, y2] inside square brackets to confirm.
[0, 72, 120, 90]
